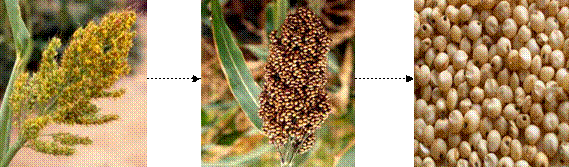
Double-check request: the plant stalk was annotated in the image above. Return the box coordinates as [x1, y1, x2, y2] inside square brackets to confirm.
[0, 137, 26, 167]
[0, 57, 26, 160]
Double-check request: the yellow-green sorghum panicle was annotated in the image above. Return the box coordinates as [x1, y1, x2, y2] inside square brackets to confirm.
[259, 7, 331, 154]
[8, 11, 136, 156]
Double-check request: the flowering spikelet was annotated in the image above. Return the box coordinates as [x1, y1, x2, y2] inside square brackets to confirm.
[258, 7, 331, 154]
[8, 11, 136, 156]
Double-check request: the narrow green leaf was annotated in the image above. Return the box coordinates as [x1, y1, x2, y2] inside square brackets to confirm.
[273, 0, 289, 34]
[243, 44, 268, 61]
[335, 146, 355, 167]
[202, 144, 273, 166]
[5, 0, 32, 57]
[210, 0, 263, 131]
[201, 108, 209, 126]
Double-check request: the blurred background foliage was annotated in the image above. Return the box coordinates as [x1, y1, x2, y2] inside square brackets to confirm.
[201, 0, 354, 166]
[0, 0, 146, 95]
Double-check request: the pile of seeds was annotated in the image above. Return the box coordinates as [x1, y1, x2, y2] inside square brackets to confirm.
[415, 0, 569, 166]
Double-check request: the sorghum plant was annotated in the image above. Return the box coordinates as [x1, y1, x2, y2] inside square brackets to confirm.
[259, 7, 331, 167]
[0, 7, 135, 166]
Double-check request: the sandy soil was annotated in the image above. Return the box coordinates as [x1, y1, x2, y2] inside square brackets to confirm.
[8, 15, 147, 167]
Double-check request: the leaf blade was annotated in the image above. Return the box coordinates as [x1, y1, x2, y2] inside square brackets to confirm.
[210, 0, 263, 130]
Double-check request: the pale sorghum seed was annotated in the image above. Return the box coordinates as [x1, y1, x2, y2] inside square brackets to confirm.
[447, 148, 460, 166]
[438, 70, 453, 92]
[544, 17, 559, 35]
[434, 119, 449, 138]
[468, 20, 483, 40]
[559, 123, 569, 141]
[525, 39, 539, 57]
[420, 38, 433, 55]
[502, 18, 518, 39]
[485, 15, 500, 36]
[559, 142, 569, 165]
[435, 98, 447, 116]
[416, 65, 431, 86]
[518, 47, 532, 70]
[484, 79, 499, 98]
[513, 5, 530, 26]
[517, 25, 532, 43]
[503, 103, 519, 121]
[480, 63, 493, 85]
[476, 140, 489, 160]
[539, 66, 555, 82]
[522, 145, 537, 163]
[457, 159, 469, 167]
[460, 37, 472, 54]
[447, 89, 458, 111]
[470, 86, 485, 104]
[446, 5, 460, 24]
[522, 74, 538, 93]
[558, 6, 569, 25]
[498, 85, 514, 104]
[470, 151, 483, 167]
[542, 112, 559, 132]
[514, 87, 525, 106]
[453, 50, 468, 70]
[459, 141, 472, 159]
[494, 116, 509, 136]
[515, 114, 531, 129]
[534, 152, 549, 167]
[435, 15, 451, 35]
[549, 30, 565, 50]
[473, 44, 489, 64]
[448, 134, 461, 148]
[488, 130, 502, 153]
[419, 142, 430, 158]
[530, 103, 544, 124]
[465, 109, 481, 134]
[525, 125, 541, 145]
[431, 138, 447, 161]
[484, 153, 499, 167]
[446, 43, 458, 58]
[547, 0, 559, 17]
[493, 1, 511, 22]
[561, 73, 569, 92]
[491, 55, 503, 73]
[420, 86, 431, 102]
[424, 48, 436, 66]
[514, 160, 530, 167]
[459, 4, 473, 22]
[509, 72, 523, 91]
[564, 38, 569, 55]
[457, 82, 470, 100]
[419, 24, 434, 39]
[449, 109, 464, 133]
[529, 56, 542, 75]
[450, 25, 462, 43]
[422, 157, 436, 167]
[466, 63, 482, 86]
[434, 52, 449, 72]
[542, 133, 559, 157]
[500, 136, 512, 156]
[530, 11, 546, 33]
[454, 69, 465, 86]
[414, 37, 421, 58]
[423, 104, 437, 125]
[415, 99, 428, 118]
[415, 118, 427, 140]
[497, 69, 510, 86]
[497, 37, 512, 57]
[424, 125, 435, 145]
[480, 117, 493, 138]
[508, 121, 519, 139]
[459, 98, 472, 114]
[430, 7, 442, 22]
[433, 36, 447, 52]
[531, 80, 546, 102]
[498, 156, 515, 167]
[470, 132, 483, 148]
[414, 0, 424, 11]
[414, 156, 422, 167]
[537, 33, 549, 46]
[520, 96, 532, 114]
[434, 0, 446, 10]
[486, 98, 502, 118]
[510, 139, 522, 161]
[550, 50, 565, 69]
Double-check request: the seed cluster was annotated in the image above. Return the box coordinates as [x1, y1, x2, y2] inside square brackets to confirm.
[259, 7, 331, 154]
[415, 0, 569, 166]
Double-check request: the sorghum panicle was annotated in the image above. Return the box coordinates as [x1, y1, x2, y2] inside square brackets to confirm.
[259, 7, 331, 154]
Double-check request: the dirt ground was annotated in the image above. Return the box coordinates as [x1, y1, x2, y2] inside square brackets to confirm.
[8, 15, 147, 167]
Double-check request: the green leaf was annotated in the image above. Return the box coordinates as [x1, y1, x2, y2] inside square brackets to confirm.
[201, 108, 209, 126]
[5, 0, 32, 57]
[202, 143, 273, 166]
[243, 44, 268, 61]
[210, 0, 263, 131]
[273, 0, 289, 34]
[335, 146, 355, 167]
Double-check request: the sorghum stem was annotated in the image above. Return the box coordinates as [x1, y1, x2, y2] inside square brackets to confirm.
[0, 137, 26, 167]
[0, 57, 26, 160]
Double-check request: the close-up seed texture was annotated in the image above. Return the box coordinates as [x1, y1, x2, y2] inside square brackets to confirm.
[259, 7, 331, 154]
[415, 0, 569, 166]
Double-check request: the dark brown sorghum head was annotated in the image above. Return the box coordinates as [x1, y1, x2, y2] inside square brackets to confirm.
[258, 7, 331, 154]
